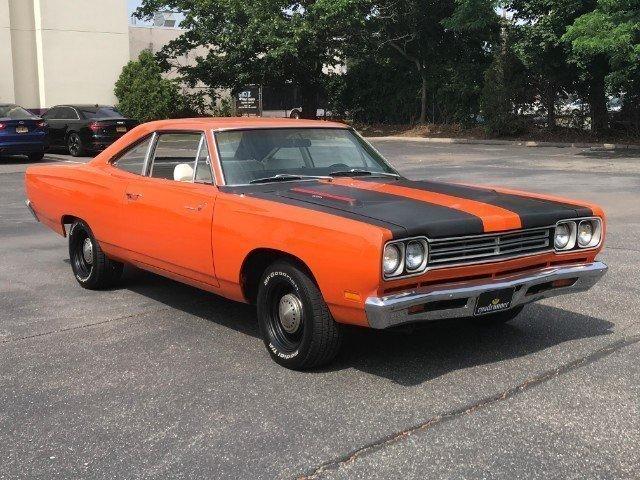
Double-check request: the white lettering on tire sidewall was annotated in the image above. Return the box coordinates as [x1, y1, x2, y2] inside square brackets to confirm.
[264, 270, 301, 359]
[268, 342, 299, 359]
[263, 271, 300, 293]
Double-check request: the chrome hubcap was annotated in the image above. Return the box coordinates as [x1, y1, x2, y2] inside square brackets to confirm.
[82, 238, 93, 264]
[278, 293, 303, 334]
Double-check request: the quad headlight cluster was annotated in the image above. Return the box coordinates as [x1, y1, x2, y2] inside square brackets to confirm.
[383, 238, 429, 279]
[554, 218, 602, 251]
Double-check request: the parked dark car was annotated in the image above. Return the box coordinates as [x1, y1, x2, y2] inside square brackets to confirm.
[0, 104, 49, 161]
[42, 105, 138, 157]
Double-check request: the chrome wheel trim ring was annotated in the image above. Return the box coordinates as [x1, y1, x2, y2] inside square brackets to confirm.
[278, 293, 303, 334]
[82, 237, 93, 265]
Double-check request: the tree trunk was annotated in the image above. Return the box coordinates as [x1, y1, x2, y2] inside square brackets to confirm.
[588, 58, 609, 135]
[418, 68, 428, 124]
[300, 84, 319, 120]
[544, 84, 556, 131]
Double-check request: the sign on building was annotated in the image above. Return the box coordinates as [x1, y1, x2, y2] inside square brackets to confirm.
[236, 86, 262, 116]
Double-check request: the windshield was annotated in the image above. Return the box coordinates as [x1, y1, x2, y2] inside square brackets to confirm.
[0, 105, 37, 120]
[78, 106, 123, 119]
[215, 128, 396, 185]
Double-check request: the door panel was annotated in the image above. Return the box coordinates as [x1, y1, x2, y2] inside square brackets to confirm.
[121, 176, 218, 285]
[44, 107, 76, 146]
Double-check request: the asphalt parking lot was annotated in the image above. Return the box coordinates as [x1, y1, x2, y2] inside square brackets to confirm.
[1, 141, 639, 479]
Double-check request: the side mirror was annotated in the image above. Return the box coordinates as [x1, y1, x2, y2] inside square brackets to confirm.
[173, 163, 194, 182]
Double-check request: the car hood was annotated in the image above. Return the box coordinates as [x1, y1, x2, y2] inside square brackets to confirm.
[224, 177, 596, 239]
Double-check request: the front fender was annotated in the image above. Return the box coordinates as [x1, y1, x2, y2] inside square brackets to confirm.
[212, 193, 391, 326]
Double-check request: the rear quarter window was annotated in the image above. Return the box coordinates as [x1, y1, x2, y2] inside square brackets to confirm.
[113, 136, 152, 175]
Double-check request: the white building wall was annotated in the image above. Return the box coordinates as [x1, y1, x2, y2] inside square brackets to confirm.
[0, 0, 16, 103]
[35, 0, 130, 107]
[2, 0, 130, 109]
[9, 0, 40, 107]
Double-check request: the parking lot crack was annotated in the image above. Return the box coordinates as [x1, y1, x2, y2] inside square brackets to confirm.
[298, 332, 640, 479]
[0, 304, 187, 344]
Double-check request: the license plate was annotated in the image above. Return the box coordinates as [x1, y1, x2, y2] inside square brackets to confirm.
[116, 126, 127, 133]
[16, 126, 28, 133]
[474, 287, 515, 316]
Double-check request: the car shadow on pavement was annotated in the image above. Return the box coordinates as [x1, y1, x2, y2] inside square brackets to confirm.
[334, 305, 614, 386]
[120, 267, 614, 386]
[120, 267, 261, 339]
[0, 155, 45, 165]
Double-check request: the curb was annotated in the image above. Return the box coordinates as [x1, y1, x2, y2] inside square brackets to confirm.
[367, 135, 640, 150]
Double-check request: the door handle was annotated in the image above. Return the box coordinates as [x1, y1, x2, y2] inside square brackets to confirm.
[125, 192, 142, 200]
[184, 203, 206, 212]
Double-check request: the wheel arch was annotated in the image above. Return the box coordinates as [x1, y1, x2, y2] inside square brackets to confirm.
[60, 214, 82, 237]
[64, 129, 79, 141]
[240, 248, 319, 305]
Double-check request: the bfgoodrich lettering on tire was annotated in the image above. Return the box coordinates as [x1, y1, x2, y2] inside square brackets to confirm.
[257, 260, 342, 369]
[68, 220, 123, 289]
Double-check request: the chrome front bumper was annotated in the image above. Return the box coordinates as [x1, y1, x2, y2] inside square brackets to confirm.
[365, 261, 608, 329]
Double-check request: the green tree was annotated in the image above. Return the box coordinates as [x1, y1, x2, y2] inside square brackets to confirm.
[507, 0, 595, 130]
[370, 0, 499, 124]
[326, 54, 420, 123]
[114, 50, 193, 122]
[480, 22, 531, 135]
[135, 0, 372, 119]
[564, 0, 640, 133]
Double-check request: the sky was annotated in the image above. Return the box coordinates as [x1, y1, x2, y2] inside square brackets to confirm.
[128, 0, 141, 17]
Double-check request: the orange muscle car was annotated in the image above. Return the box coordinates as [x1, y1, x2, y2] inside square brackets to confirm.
[24, 118, 607, 369]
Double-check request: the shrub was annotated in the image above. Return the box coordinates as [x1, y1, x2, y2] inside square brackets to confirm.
[114, 50, 195, 122]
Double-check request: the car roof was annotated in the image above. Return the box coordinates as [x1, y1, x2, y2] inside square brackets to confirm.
[50, 104, 113, 109]
[142, 117, 349, 131]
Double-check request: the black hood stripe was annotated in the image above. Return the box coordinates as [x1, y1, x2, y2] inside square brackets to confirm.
[390, 178, 593, 228]
[220, 177, 594, 239]
[221, 181, 485, 238]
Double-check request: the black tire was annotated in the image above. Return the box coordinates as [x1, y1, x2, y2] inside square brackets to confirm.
[67, 132, 85, 157]
[257, 260, 342, 369]
[471, 305, 524, 326]
[289, 110, 301, 119]
[28, 152, 45, 162]
[68, 220, 123, 289]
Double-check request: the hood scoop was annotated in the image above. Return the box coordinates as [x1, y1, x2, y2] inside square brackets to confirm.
[285, 186, 362, 207]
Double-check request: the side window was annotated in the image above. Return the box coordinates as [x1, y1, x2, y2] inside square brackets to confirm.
[113, 136, 152, 175]
[194, 138, 214, 184]
[150, 132, 202, 182]
[43, 107, 58, 119]
[58, 107, 73, 120]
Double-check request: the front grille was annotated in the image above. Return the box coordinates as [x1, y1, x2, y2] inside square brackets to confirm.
[429, 227, 553, 266]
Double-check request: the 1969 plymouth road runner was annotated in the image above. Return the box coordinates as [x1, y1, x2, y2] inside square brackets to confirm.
[24, 118, 608, 369]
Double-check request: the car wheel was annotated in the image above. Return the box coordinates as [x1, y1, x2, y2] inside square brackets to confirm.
[471, 306, 524, 326]
[290, 110, 301, 119]
[67, 132, 85, 157]
[68, 220, 123, 289]
[28, 152, 45, 162]
[257, 260, 342, 369]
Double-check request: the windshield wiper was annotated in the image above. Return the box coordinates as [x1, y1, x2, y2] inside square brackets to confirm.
[249, 174, 329, 184]
[328, 169, 400, 178]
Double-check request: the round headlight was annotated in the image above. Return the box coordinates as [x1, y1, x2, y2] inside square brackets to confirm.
[578, 221, 594, 247]
[405, 241, 425, 270]
[554, 223, 571, 250]
[383, 244, 401, 275]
